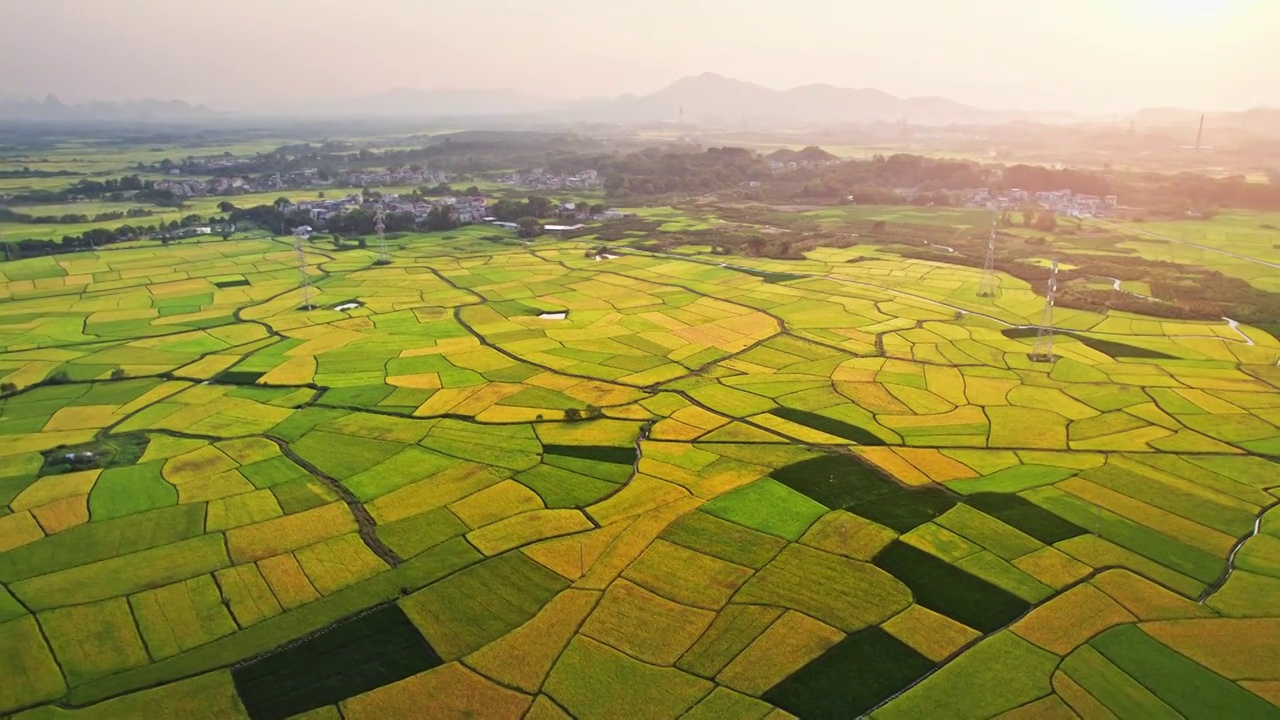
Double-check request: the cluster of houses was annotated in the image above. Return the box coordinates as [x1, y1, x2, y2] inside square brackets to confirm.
[767, 159, 838, 172]
[961, 188, 1119, 217]
[286, 193, 491, 225]
[283, 194, 628, 232]
[503, 169, 601, 191]
[153, 167, 452, 199]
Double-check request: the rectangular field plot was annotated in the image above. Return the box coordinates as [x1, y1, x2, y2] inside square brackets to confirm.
[231, 603, 442, 720]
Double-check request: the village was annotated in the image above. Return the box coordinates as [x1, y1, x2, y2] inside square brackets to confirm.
[151, 166, 452, 199]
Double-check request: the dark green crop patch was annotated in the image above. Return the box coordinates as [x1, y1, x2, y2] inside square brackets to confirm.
[543, 444, 636, 465]
[232, 603, 442, 720]
[874, 541, 1030, 634]
[765, 626, 936, 719]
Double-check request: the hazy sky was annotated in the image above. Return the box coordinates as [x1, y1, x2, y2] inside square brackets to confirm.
[4, 0, 1278, 113]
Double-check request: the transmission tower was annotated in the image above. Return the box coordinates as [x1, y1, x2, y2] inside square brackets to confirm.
[1029, 260, 1059, 362]
[977, 209, 998, 297]
[374, 207, 390, 265]
[293, 229, 314, 310]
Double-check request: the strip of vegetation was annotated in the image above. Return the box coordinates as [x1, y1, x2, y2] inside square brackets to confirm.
[770, 408, 887, 445]
[543, 444, 636, 465]
[730, 266, 809, 284]
[215, 370, 266, 385]
[874, 541, 1030, 633]
[764, 626, 936, 719]
[770, 455, 958, 532]
[964, 492, 1086, 545]
[1001, 328, 1177, 359]
[231, 603, 442, 720]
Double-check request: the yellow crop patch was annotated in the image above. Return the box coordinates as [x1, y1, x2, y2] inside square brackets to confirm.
[581, 579, 715, 665]
[30, 495, 89, 535]
[216, 437, 280, 465]
[1140, 618, 1280, 680]
[622, 539, 754, 610]
[342, 663, 532, 719]
[801, 511, 898, 561]
[163, 445, 239, 484]
[448, 480, 544, 530]
[893, 448, 977, 482]
[214, 564, 282, 627]
[368, 463, 506, 525]
[1090, 569, 1211, 621]
[717, 610, 844, 695]
[42, 405, 120, 432]
[176, 469, 255, 504]
[259, 356, 316, 385]
[0, 511, 45, 553]
[466, 589, 601, 693]
[295, 534, 389, 596]
[522, 521, 630, 581]
[882, 604, 981, 662]
[226, 501, 357, 564]
[258, 552, 321, 610]
[576, 497, 703, 591]
[855, 447, 931, 486]
[1012, 547, 1092, 589]
[1011, 584, 1136, 655]
[10, 469, 99, 511]
[586, 475, 690, 526]
[466, 509, 594, 557]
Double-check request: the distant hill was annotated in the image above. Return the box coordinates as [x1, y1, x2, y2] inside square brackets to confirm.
[574, 73, 991, 125]
[767, 146, 840, 164]
[325, 73, 993, 126]
[0, 95, 216, 122]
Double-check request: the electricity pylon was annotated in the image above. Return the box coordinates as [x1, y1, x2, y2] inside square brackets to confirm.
[293, 229, 313, 309]
[374, 207, 390, 265]
[977, 209, 998, 297]
[1030, 260, 1059, 362]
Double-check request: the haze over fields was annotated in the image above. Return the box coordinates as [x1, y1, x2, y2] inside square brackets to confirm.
[3, 0, 1279, 116]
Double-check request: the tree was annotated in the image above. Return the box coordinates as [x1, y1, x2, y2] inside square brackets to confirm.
[0, 382, 16, 396]
[110, 367, 127, 380]
[425, 205, 459, 232]
[516, 216, 544, 239]
[218, 201, 238, 213]
[1033, 210, 1058, 232]
[564, 408, 582, 421]
[273, 197, 292, 211]
[590, 203, 606, 216]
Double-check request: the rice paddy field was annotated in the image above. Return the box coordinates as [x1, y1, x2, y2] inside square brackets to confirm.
[2, 215, 1280, 719]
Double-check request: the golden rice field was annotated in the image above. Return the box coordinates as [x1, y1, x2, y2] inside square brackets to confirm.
[1, 225, 1279, 719]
